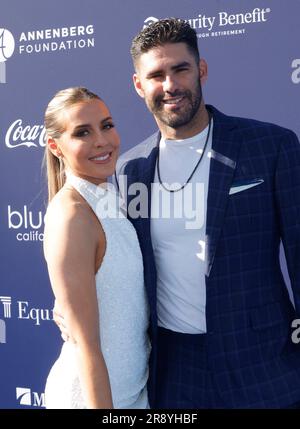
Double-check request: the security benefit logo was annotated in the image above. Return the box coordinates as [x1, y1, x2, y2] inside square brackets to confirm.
[143, 7, 271, 40]
[16, 387, 45, 408]
[0, 28, 15, 84]
[291, 59, 300, 84]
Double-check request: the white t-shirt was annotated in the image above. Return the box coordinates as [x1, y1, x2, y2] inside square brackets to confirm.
[151, 121, 213, 334]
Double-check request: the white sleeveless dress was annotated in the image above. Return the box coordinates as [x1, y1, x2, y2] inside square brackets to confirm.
[44, 173, 150, 409]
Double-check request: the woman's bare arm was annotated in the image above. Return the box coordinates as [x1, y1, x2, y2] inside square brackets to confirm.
[44, 190, 112, 409]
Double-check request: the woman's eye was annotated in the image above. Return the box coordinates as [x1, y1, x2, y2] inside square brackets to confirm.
[74, 129, 89, 137]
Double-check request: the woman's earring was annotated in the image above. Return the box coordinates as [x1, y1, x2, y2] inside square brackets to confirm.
[58, 155, 65, 177]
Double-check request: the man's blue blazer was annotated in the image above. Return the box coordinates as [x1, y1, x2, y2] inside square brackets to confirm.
[115, 105, 300, 408]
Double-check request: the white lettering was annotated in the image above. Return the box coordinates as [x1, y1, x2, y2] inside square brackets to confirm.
[18, 301, 54, 326]
[18, 301, 30, 320]
[16, 231, 44, 241]
[219, 8, 270, 26]
[32, 392, 45, 407]
[5, 119, 46, 148]
[86, 25, 94, 35]
[8, 206, 44, 230]
[8, 206, 22, 229]
[19, 32, 27, 42]
[18, 25, 94, 42]
[61, 27, 68, 37]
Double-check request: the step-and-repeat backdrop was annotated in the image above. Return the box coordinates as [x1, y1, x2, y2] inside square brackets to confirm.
[0, 0, 299, 408]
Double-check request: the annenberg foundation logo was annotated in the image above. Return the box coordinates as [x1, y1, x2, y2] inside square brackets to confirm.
[0, 24, 95, 84]
[0, 29, 15, 61]
[0, 28, 15, 84]
[143, 7, 271, 39]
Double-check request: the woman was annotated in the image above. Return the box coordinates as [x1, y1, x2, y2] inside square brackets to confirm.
[43, 87, 150, 409]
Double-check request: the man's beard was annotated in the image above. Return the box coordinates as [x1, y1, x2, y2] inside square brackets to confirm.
[146, 81, 202, 129]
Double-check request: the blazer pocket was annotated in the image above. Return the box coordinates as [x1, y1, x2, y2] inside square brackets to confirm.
[229, 178, 264, 195]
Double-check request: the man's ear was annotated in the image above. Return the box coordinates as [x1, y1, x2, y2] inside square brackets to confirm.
[133, 73, 145, 98]
[47, 137, 62, 158]
[199, 58, 208, 85]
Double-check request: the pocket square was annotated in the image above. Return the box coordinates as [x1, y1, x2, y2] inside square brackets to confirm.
[229, 178, 264, 195]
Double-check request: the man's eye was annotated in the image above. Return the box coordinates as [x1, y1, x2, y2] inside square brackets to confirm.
[103, 123, 115, 130]
[149, 74, 163, 80]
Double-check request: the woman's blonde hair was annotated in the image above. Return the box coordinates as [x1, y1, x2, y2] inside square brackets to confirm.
[43, 87, 101, 202]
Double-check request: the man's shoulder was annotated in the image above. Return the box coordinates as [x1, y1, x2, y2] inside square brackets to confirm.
[209, 105, 300, 162]
[212, 105, 296, 139]
[116, 131, 159, 175]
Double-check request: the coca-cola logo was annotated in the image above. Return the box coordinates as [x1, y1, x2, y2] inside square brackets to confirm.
[5, 119, 46, 148]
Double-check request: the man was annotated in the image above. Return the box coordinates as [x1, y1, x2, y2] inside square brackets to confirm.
[114, 18, 300, 408]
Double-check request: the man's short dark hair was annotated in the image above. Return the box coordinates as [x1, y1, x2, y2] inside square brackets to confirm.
[130, 18, 200, 68]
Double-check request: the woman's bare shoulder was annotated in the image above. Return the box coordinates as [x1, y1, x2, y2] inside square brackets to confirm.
[46, 184, 92, 225]
[44, 184, 99, 256]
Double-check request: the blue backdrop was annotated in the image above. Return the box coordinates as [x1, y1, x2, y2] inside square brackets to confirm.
[0, 0, 299, 408]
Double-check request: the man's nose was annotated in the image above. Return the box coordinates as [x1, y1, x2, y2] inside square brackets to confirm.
[162, 75, 178, 93]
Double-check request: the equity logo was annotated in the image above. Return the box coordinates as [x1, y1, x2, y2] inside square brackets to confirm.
[0, 319, 6, 343]
[0, 295, 54, 326]
[0, 28, 15, 84]
[18, 300, 54, 326]
[291, 59, 300, 84]
[16, 387, 45, 407]
[0, 296, 11, 344]
[0, 296, 12, 318]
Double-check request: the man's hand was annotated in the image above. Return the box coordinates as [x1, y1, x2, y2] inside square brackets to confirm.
[53, 300, 76, 344]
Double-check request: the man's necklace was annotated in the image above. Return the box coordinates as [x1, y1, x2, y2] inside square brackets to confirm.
[156, 112, 212, 193]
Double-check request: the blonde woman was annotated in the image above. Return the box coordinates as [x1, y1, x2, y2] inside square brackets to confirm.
[43, 87, 150, 409]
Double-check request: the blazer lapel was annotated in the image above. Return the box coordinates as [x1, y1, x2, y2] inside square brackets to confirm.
[206, 106, 241, 276]
[125, 136, 159, 316]
[129, 136, 159, 227]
